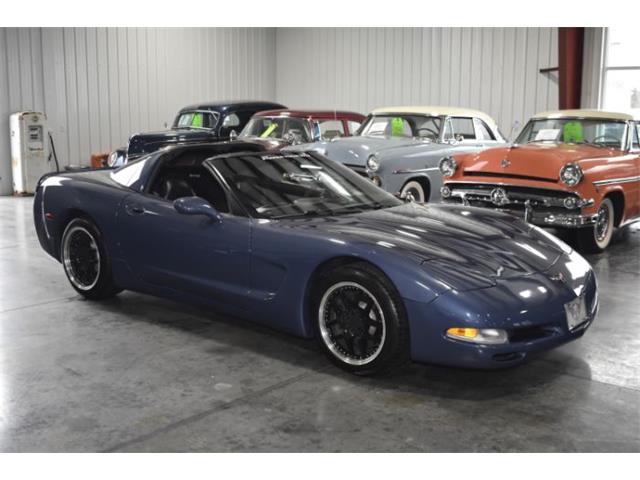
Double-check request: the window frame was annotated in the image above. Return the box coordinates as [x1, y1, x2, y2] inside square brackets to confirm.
[629, 122, 640, 153]
[317, 119, 346, 141]
[139, 151, 246, 217]
[600, 28, 640, 113]
[473, 118, 498, 141]
[174, 110, 219, 130]
[443, 116, 478, 142]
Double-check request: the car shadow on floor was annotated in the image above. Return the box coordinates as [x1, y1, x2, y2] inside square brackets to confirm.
[88, 290, 592, 403]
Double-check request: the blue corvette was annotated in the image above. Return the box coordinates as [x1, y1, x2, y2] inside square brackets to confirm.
[34, 142, 598, 374]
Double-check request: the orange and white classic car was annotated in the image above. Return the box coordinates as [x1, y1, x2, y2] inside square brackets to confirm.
[440, 110, 640, 252]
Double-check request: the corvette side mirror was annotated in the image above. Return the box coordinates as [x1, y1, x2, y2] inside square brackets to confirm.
[174, 196, 223, 223]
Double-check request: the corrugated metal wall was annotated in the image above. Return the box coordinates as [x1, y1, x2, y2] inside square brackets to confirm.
[0, 27, 276, 195]
[275, 28, 559, 137]
[0, 27, 562, 196]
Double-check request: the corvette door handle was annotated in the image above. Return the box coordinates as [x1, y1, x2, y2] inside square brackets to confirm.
[125, 203, 145, 215]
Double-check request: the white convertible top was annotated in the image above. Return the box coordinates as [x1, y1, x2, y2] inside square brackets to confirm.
[371, 106, 499, 129]
[532, 109, 639, 122]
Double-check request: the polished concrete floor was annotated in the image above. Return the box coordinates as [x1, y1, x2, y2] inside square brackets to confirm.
[0, 196, 638, 452]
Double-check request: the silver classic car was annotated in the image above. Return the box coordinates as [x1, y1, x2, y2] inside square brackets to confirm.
[292, 106, 506, 202]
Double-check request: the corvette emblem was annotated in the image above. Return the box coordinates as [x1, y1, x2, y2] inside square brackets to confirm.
[490, 187, 509, 206]
[501, 158, 510, 168]
[550, 272, 565, 284]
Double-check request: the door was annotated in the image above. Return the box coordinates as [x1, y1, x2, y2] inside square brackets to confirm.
[443, 117, 488, 154]
[117, 192, 251, 312]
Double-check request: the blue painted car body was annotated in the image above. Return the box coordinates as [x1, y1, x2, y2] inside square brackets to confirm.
[109, 100, 287, 166]
[34, 143, 597, 369]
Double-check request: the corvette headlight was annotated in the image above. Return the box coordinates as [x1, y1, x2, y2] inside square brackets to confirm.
[366, 154, 380, 172]
[439, 156, 457, 177]
[446, 327, 508, 345]
[559, 163, 583, 186]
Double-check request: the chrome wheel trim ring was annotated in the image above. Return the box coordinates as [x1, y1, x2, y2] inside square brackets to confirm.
[62, 225, 101, 291]
[595, 201, 613, 246]
[401, 181, 425, 203]
[318, 281, 386, 366]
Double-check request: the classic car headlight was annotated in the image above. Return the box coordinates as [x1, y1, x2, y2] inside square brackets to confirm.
[559, 163, 583, 187]
[439, 156, 457, 177]
[446, 327, 508, 345]
[107, 151, 118, 167]
[366, 154, 380, 172]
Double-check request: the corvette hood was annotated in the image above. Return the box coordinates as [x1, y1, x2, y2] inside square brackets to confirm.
[280, 202, 566, 292]
[321, 136, 442, 167]
[462, 143, 621, 181]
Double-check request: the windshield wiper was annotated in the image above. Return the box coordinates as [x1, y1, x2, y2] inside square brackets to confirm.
[340, 201, 387, 211]
[271, 201, 388, 220]
[575, 141, 606, 149]
[271, 208, 334, 219]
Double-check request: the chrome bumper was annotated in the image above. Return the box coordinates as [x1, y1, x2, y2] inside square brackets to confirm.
[513, 209, 598, 227]
[442, 183, 597, 228]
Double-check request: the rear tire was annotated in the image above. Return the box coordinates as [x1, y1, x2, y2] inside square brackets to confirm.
[311, 262, 410, 375]
[576, 198, 615, 253]
[61, 218, 122, 300]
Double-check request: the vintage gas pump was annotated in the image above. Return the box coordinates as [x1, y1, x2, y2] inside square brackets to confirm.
[10, 111, 54, 195]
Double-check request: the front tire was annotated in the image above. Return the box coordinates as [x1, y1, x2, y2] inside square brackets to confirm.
[400, 180, 426, 203]
[61, 218, 121, 300]
[311, 262, 410, 375]
[576, 197, 615, 253]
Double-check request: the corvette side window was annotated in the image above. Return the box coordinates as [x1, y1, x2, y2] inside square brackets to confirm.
[148, 158, 230, 213]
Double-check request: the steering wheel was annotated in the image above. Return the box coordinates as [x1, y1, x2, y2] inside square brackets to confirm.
[416, 127, 438, 138]
[591, 135, 620, 145]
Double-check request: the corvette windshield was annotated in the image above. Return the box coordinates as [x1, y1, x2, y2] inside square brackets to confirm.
[516, 118, 627, 149]
[359, 115, 442, 140]
[240, 116, 312, 143]
[211, 151, 401, 219]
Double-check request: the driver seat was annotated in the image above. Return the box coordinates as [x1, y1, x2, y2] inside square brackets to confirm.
[164, 177, 196, 201]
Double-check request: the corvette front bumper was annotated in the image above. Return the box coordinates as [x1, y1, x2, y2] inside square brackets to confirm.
[404, 267, 598, 369]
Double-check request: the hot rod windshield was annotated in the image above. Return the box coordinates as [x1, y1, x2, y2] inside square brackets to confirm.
[516, 118, 627, 149]
[240, 116, 313, 143]
[174, 111, 219, 130]
[210, 151, 401, 219]
[359, 115, 442, 140]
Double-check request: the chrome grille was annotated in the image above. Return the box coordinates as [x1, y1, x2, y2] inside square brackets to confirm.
[446, 183, 580, 210]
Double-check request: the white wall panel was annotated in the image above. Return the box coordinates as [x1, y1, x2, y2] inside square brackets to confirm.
[275, 28, 559, 138]
[0, 27, 276, 195]
[582, 27, 605, 109]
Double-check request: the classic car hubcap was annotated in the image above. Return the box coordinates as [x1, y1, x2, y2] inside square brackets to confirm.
[63, 226, 101, 291]
[595, 203, 611, 242]
[318, 282, 386, 366]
